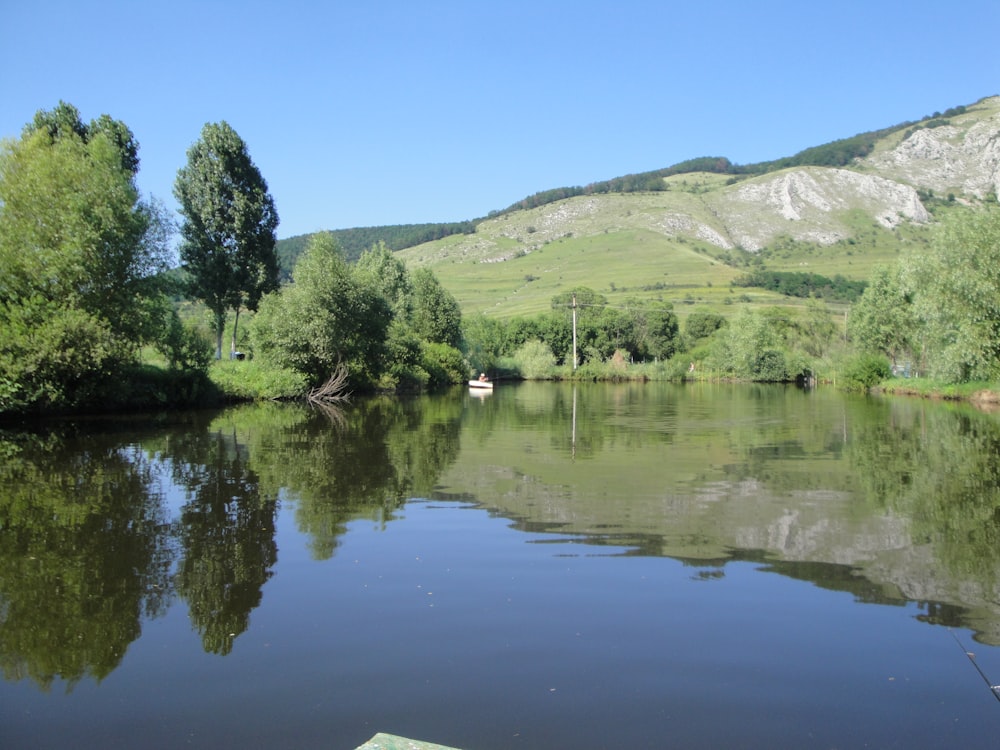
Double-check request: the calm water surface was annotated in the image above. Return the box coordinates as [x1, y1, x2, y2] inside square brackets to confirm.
[2, 382, 1000, 749]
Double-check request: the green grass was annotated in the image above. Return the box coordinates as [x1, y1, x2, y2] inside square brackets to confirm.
[207, 359, 307, 401]
[405, 227, 748, 319]
[396, 173, 942, 324]
[877, 378, 1000, 401]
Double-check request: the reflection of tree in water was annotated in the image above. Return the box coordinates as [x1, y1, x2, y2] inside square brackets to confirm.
[247, 396, 462, 560]
[168, 427, 278, 656]
[0, 430, 172, 690]
[849, 400, 1000, 640]
[851, 402, 1000, 579]
[0, 396, 463, 688]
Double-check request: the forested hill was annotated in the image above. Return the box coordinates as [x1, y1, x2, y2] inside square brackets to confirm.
[276, 221, 475, 279]
[275, 101, 977, 276]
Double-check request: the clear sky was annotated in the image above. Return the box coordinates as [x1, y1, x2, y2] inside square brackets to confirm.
[2, 0, 998, 240]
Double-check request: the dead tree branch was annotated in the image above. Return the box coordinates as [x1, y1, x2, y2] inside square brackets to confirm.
[306, 363, 351, 404]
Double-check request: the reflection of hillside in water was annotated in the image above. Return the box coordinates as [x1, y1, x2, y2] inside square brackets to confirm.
[2, 384, 997, 693]
[439, 382, 1000, 644]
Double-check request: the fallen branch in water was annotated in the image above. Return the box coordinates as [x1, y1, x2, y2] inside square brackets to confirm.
[306, 364, 351, 404]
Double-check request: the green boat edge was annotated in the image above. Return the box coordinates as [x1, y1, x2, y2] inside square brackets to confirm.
[354, 733, 463, 750]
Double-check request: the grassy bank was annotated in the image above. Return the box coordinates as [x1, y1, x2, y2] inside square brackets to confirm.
[876, 378, 1000, 406]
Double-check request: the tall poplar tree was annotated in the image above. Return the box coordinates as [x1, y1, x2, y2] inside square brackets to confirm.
[174, 122, 279, 359]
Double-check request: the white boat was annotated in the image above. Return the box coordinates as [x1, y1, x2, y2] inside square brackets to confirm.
[468, 379, 494, 390]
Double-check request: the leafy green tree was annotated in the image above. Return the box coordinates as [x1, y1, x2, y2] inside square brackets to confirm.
[462, 313, 506, 374]
[551, 288, 608, 365]
[628, 301, 680, 361]
[174, 121, 279, 359]
[903, 206, 1000, 382]
[353, 241, 413, 319]
[513, 339, 557, 379]
[847, 265, 915, 366]
[410, 267, 462, 348]
[797, 297, 839, 359]
[710, 308, 789, 381]
[251, 233, 391, 389]
[156, 309, 213, 372]
[0, 104, 171, 412]
[685, 311, 726, 342]
[26, 102, 141, 177]
[551, 287, 607, 321]
[382, 319, 427, 389]
[535, 313, 574, 366]
[587, 307, 635, 361]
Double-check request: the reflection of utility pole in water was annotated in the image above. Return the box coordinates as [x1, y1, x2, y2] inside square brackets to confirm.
[571, 384, 577, 461]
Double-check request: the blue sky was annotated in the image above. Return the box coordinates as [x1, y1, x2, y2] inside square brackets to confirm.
[3, 1, 998, 240]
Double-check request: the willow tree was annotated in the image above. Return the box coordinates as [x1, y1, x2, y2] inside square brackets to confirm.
[847, 264, 915, 366]
[903, 205, 1000, 382]
[0, 103, 170, 412]
[174, 122, 279, 359]
[250, 233, 391, 389]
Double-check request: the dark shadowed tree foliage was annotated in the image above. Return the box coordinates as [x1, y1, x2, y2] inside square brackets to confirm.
[732, 269, 867, 302]
[174, 121, 279, 359]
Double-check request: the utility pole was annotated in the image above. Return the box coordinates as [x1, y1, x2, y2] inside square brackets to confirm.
[572, 293, 578, 370]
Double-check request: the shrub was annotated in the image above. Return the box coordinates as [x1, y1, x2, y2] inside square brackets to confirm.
[684, 311, 726, 341]
[420, 342, 467, 387]
[157, 312, 213, 373]
[840, 354, 891, 392]
[0, 302, 125, 413]
[513, 339, 557, 379]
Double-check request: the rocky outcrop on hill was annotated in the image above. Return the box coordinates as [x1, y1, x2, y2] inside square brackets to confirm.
[863, 96, 1000, 199]
[403, 96, 1000, 272]
[709, 168, 931, 252]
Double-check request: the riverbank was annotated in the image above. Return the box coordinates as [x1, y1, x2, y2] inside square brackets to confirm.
[874, 379, 1000, 410]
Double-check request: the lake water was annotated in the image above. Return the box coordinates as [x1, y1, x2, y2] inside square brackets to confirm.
[2, 382, 1000, 749]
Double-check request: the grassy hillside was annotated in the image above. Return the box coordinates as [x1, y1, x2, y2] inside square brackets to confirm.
[280, 95, 998, 323]
[397, 191, 943, 321]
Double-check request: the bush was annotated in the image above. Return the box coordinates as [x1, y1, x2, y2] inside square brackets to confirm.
[104, 365, 218, 409]
[513, 339, 557, 379]
[840, 354, 891, 392]
[381, 364, 430, 392]
[751, 349, 789, 382]
[157, 312, 213, 373]
[0, 302, 125, 413]
[420, 342, 467, 387]
[684, 311, 726, 341]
